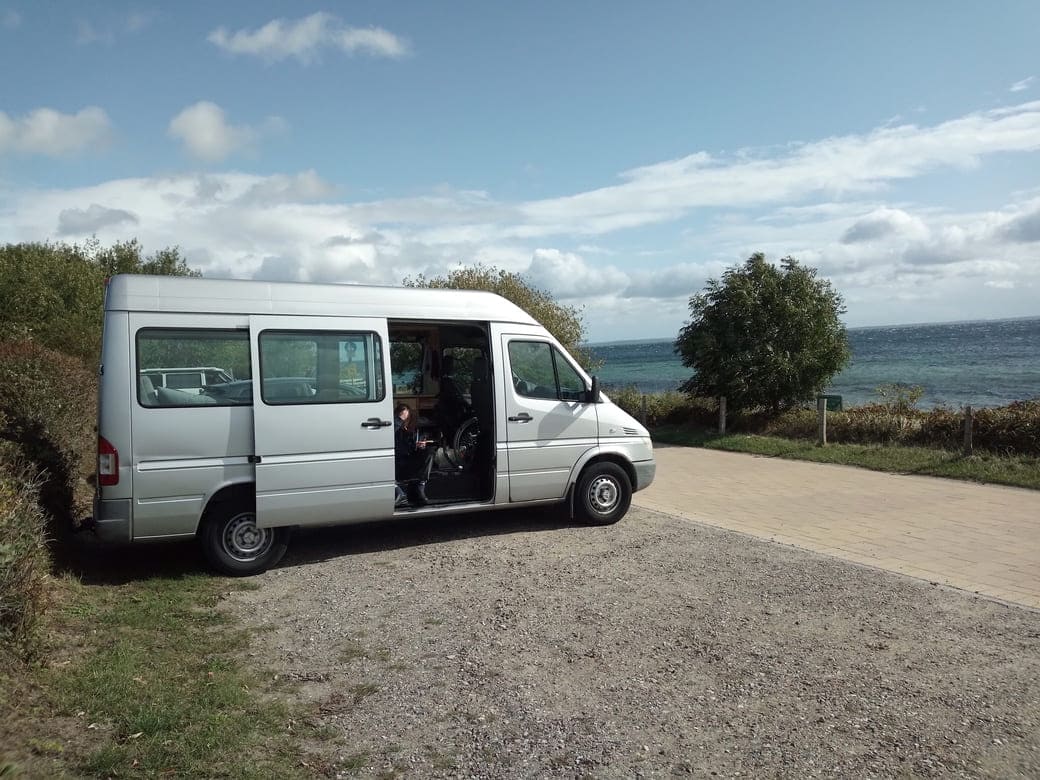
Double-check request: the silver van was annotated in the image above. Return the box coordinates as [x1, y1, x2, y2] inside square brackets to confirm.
[93, 275, 655, 575]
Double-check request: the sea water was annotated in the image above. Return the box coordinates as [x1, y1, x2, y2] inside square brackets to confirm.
[588, 317, 1040, 409]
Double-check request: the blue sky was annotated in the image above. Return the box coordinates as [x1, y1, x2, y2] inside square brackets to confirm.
[2, 1, 1039, 341]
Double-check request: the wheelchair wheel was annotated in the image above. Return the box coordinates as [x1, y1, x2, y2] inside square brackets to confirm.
[453, 416, 480, 464]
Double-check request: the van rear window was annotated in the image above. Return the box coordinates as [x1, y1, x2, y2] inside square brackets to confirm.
[136, 329, 250, 408]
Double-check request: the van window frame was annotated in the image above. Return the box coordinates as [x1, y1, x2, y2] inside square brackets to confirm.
[257, 328, 386, 406]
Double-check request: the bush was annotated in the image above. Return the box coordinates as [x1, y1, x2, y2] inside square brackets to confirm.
[608, 387, 716, 428]
[632, 389, 1040, 456]
[0, 239, 198, 364]
[0, 442, 50, 663]
[0, 339, 98, 523]
[971, 401, 1040, 455]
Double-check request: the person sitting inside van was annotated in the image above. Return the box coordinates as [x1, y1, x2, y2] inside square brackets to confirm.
[395, 403, 469, 507]
[394, 403, 433, 506]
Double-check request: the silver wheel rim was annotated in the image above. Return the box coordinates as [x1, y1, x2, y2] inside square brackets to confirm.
[587, 475, 620, 515]
[222, 511, 273, 562]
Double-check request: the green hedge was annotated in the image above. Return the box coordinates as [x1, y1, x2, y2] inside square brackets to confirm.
[0, 440, 50, 663]
[0, 339, 98, 522]
[613, 388, 1040, 456]
[0, 340, 97, 663]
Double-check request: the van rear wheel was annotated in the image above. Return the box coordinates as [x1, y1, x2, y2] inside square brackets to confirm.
[576, 462, 631, 525]
[201, 504, 289, 576]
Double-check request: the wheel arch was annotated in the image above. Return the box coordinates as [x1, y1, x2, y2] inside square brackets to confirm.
[197, 480, 255, 535]
[567, 448, 637, 492]
[566, 448, 637, 519]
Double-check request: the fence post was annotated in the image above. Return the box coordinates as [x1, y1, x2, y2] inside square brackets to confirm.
[718, 396, 727, 435]
[963, 405, 973, 456]
[817, 396, 827, 446]
[640, 394, 648, 426]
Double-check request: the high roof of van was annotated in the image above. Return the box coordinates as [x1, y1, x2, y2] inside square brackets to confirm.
[104, 274, 540, 325]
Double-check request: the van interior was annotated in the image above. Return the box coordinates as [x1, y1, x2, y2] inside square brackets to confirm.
[389, 320, 494, 507]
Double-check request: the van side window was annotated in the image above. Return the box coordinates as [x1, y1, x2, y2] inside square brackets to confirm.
[508, 341, 587, 401]
[136, 329, 250, 408]
[258, 331, 385, 404]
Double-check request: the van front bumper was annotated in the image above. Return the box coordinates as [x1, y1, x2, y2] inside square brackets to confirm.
[92, 496, 131, 543]
[634, 460, 656, 491]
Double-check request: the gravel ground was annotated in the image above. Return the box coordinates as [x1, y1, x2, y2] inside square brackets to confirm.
[227, 506, 1040, 779]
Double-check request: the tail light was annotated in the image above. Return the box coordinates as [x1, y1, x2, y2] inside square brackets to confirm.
[98, 435, 119, 486]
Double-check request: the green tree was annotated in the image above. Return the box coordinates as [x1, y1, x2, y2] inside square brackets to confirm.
[0, 239, 199, 363]
[403, 264, 596, 368]
[675, 253, 850, 413]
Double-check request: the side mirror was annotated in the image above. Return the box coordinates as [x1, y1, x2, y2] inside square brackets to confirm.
[586, 376, 600, 404]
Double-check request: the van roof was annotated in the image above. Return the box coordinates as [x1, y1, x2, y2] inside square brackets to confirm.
[105, 274, 540, 325]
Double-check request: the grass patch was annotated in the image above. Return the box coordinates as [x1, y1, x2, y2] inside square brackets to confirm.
[653, 426, 1040, 490]
[350, 683, 380, 706]
[1, 573, 329, 778]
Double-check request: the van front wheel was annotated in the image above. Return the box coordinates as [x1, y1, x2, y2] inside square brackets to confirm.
[576, 463, 631, 525]
[201, 505, 289, 576]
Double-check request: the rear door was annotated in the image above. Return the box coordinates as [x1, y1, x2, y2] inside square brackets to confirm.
[497, 330, 599, 502]
[249, 316, 394, 529]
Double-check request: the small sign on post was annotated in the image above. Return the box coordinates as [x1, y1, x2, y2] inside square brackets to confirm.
[817, 395, 828, 446]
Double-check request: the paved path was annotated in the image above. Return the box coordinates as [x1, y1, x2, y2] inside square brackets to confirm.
[634, 444, 1040, 609]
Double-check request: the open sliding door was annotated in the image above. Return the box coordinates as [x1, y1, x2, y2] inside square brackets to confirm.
[249, 315, 394, 529]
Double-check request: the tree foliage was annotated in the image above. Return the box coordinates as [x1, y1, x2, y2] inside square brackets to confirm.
[0, 239, 199, 363]
[675, 253, 850, 413]
[403, 264, 596, 367]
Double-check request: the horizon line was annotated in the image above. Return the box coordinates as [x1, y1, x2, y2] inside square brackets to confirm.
[586, 313, 1040, 346]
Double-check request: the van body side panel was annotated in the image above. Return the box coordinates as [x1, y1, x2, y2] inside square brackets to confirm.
[494, 325, 600, 503]
[98, 311, 134, 500]
[249, 315, 395, 529]
[129, 313, 252, 538]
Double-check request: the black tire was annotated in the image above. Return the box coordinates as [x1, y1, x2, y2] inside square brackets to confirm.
[575, 462, 632, 525]
[200, 503, 290, 576]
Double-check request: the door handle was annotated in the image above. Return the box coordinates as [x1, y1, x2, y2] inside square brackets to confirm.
[361, 418, 392, 429]
[508, 412, 533, 423]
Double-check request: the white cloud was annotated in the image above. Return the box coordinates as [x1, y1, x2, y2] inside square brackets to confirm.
[5, 101, 1040, 339]
[526, 248, 629, 298]
[0, 106, 112, 157]
[518, 101, 1040, 236]
[1001, 203, 1040, 242]
[624, 262, 725, 299]
[75, 11, 155, 45]
[57, 204, 138, 235]
[2, 9, 21, 29]
[208, 12, 409, 63]
[336, 26, 409, 58]
[841, 208, 929, 244]
[1010, 76, 1034, 93]
[167, 101, 285, 162]
[237, 170, 336, 205]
